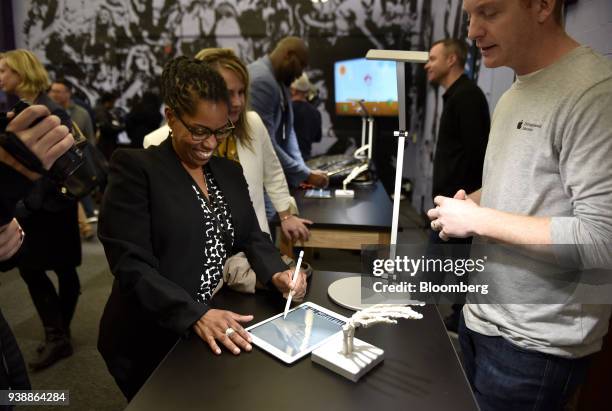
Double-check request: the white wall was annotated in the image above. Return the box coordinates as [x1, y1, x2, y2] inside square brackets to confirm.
[565, 0, 612, 58]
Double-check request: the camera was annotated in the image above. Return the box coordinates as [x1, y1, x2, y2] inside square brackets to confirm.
[0, 100, 100, 198]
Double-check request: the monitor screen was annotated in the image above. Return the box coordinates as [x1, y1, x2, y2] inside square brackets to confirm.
[334, 58, 398, 116]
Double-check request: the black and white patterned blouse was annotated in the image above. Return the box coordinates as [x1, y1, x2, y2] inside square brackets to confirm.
[192, 166, 234, 303]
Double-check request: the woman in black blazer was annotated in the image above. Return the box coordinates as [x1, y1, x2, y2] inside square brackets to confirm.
[97, 56, 307, 400]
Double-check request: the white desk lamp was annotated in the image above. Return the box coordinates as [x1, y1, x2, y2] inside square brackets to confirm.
[335, 100, 374, 198]
[328, 49, 429, 310]
[318, 49, 428, 382]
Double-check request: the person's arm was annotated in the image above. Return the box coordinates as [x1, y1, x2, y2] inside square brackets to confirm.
[429, 84, 612, 267]
[249, 78, 311, 186]
[428, 196, 551, 243]
[281, 127, 311, 187]
[0, 106, 74, 225]
[549, 83, 612, 268]
[249, 113, 312, 240]
[98, 150, 208, 334]
[252, 112, 298, 215]
[248, 75, 279, 146]
[0, 219, 24, 262]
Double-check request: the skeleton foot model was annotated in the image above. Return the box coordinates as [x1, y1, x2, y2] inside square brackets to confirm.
[312, 304, 424, 382]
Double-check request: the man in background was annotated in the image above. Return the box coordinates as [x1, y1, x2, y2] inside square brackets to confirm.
[48, 80, 95, 144]
[248, 37, 328, 223]
[290, 73, 322, 161]
[424, 38, 490, 332]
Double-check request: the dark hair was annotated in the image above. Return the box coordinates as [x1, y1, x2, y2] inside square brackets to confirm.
[161, 56, 229, 117]
[432, 38, 468, 68]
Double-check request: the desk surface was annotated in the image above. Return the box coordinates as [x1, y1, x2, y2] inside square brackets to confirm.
[288, 181, 392, 230]
[127, 271, 477, 411]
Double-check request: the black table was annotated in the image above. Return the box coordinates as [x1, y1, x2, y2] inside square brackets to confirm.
[127, 271, 478, 411]
[277, 181, 393, 257]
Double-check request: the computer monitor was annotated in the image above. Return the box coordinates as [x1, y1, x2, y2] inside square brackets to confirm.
[334, 57, 398, 116]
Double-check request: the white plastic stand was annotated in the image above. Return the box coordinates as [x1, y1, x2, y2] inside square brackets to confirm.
[334, 101, 374, 199]
[334, 189, 355, 198]
[312, 334, 384, 382]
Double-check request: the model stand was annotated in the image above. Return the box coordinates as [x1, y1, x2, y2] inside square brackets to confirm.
[312, 304, 424, 382]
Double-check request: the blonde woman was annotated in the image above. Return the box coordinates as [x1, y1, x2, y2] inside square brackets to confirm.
[145, 48, 311, 242]
[0, 49, 80, 370]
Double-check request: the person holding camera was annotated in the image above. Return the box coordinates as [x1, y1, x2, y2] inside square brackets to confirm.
[0, 49, 81, 371]
[0, 104, 75, 396]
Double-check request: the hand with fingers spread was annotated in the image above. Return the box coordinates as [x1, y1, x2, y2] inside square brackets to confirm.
[193, 309, 254, 355]
[280, 214, 312, 242]
[0, 219, 24, 261]
[427, 189, 481, 241]
[271, 268, 308, 301]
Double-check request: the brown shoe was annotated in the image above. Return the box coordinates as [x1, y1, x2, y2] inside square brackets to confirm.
[29, 329, 73, 371]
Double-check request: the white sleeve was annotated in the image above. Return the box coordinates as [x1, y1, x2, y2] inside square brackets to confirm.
[248, 112, 298, 215]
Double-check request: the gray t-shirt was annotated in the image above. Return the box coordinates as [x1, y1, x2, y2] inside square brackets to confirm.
[464, 46, 612, 358]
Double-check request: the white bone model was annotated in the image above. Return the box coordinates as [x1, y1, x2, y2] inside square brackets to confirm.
[342, 304, 424, 355]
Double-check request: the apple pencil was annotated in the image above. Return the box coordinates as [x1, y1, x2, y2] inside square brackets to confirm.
[283, 250, 304, 319]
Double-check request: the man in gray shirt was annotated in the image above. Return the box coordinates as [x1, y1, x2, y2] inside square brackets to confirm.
[427, 0, 612, 409]
[48, 80, 95, 144]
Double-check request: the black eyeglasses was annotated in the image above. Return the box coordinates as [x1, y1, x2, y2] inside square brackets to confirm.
[174, 111, 235, 141]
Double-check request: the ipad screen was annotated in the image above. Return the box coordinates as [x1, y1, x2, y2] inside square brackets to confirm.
[249, 305, 346, 357]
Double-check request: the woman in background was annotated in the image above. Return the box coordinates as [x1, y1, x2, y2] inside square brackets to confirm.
[196, 47, 312, 242]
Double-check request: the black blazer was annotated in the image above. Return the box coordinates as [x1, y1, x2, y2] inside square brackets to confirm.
[97, 138, 287, 396]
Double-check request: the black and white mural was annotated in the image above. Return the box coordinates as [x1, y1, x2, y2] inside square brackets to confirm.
[13, 0, 479, 213]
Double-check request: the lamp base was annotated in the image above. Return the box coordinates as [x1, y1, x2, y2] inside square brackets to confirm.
[312, 334, 384, 382]
[335, 189, 355, 198]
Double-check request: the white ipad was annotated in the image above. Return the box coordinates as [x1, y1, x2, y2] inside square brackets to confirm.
[246, 302, 348, 364]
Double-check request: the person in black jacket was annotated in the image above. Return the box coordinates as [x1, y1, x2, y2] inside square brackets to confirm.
[0, 49, 81, 371]
[94, 92, 124, 161]
[0, 104, 75, 403]
[97, 56, 307, 400]
[125, 92, 163, 149]
[424, 39, 490, 331]
[290, 73, 322, 161]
